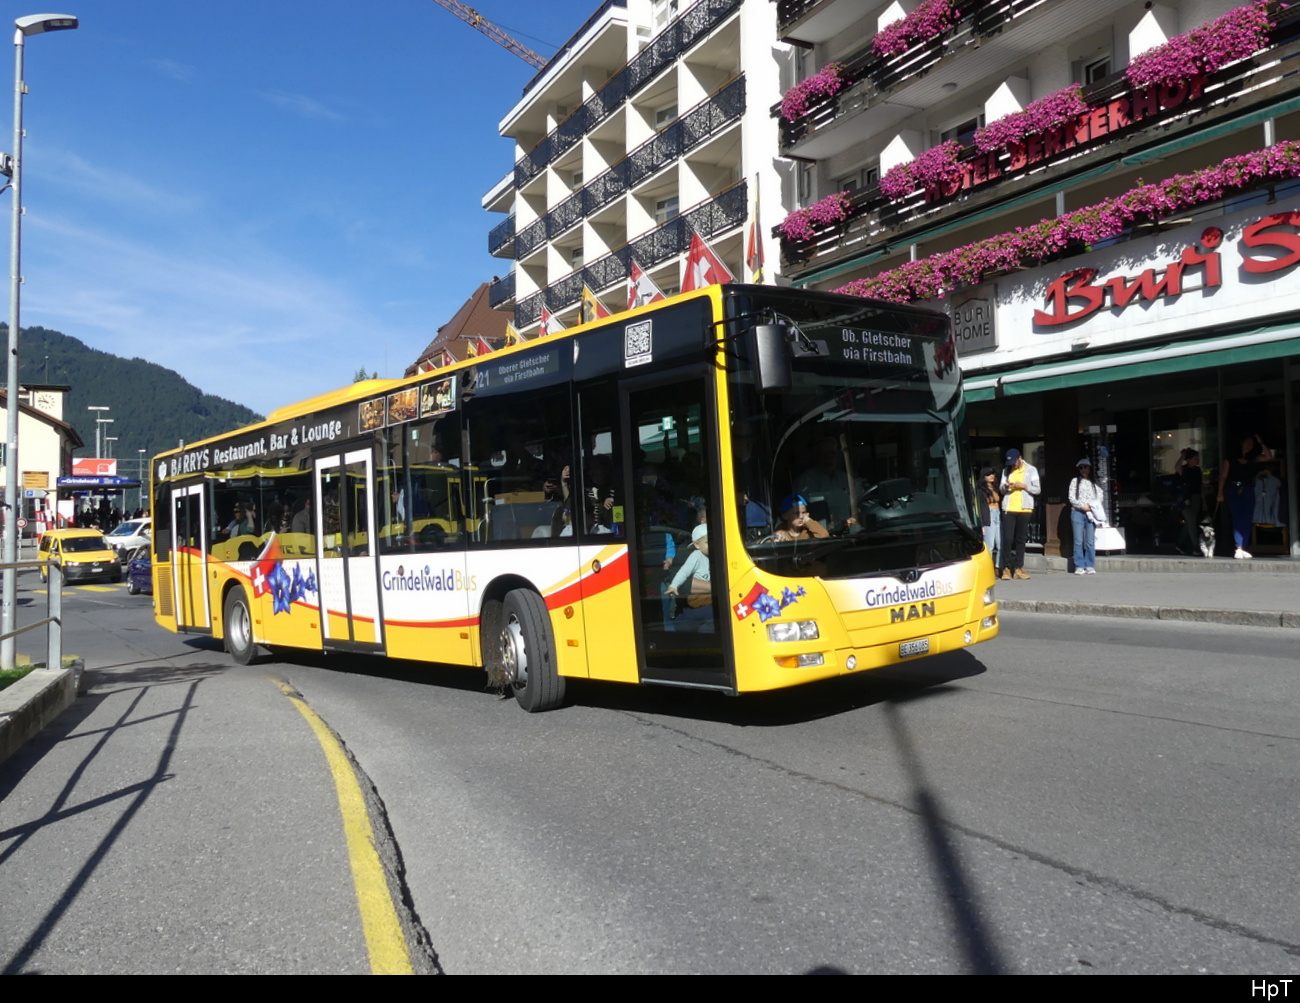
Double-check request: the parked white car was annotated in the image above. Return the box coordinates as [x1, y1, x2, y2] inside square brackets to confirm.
[105, 517, 151, 559]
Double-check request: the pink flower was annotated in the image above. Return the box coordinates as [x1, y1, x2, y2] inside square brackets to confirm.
[780, 62, 849, 122]
[879, 140, 963, 201]
[974, 84, 1088, 153]
[832, 140, 1300, 303]
[778, 191, 855, 243]
[1126, 1, 1273, 91]
[872, 0, 964, 58]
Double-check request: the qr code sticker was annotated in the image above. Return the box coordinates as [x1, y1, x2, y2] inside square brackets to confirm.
[625, 319, 653, 368]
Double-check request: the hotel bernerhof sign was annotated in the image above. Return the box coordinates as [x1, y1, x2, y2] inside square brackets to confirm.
[952, 196, 1300, 375]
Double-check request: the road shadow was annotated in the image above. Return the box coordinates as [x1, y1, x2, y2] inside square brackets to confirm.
[880, 698, 1009, 975]
[1, 675, 202, 974]
[565, 649, 989, 727]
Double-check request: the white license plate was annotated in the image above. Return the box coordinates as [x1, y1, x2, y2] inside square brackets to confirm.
[899, 638, 930, 658]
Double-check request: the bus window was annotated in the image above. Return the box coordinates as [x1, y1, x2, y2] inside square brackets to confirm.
[577, 382, 624, 539]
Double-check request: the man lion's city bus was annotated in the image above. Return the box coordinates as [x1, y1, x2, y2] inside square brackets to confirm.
[151, 285, 998, 711]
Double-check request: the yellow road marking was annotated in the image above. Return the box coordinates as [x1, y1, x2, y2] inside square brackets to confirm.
[275, 680, 414, 975]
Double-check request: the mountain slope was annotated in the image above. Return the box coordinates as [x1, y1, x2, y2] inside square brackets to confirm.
[12, 324, 264, 470]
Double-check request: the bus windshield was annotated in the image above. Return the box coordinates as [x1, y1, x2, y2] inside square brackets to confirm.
[729, 291, 981, 579]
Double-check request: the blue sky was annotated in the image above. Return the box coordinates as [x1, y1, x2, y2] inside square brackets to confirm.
[12, 0, 596, 416]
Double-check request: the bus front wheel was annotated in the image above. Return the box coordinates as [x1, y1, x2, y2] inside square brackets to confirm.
[501, 589, 565, 713]
[224, 589, 260, 665]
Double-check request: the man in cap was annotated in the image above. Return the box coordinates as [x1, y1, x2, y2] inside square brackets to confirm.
[999, 448, 1040, 580]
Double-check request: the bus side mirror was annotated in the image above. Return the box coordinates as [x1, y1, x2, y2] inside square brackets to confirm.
[750, 324, 792, 393]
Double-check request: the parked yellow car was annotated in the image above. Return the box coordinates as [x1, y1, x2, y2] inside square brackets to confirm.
[37, 528, 123, 584]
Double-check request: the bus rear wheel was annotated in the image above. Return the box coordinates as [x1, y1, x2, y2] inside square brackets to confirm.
[501, 589, 564, 713]
[224, 589, 260, 665]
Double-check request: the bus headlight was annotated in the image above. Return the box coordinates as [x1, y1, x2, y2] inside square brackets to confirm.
[983, 588, 995, 605]
[767, 620, 819, 643]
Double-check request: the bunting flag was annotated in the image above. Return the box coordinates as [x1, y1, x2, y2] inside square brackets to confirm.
[580, 285, 613, 324]
[539, 305, 566, 337]
[505, 321, 525, 345]
[745, 176, 765, 283]
[628, 258, 666, 310]
[681, 230, 734, 292]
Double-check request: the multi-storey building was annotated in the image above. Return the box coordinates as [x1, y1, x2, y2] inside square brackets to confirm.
[483, 0, 784, 333]
[773, 0, 1300, 556]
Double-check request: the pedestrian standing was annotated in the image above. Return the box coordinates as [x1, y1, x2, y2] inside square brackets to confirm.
[978, 466, 1000, 571]
[1068, 459, 1101, 575]
[1217, 434, 1273, 559]
[999, 448, 1040, 580]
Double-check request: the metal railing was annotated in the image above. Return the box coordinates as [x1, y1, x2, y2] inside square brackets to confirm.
[487, 271, 515, 309]
[777, 0, 1046, 150]
[488, 214, 516, 257]
[513, 75, 746, 259]
[0, 557, 62, 673]
[514, 179, 747, 327]
[514, 0, 743, 188]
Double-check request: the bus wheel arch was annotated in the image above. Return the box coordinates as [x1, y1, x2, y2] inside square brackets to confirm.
[222, 583, 261, 665]
[499, 587, 565, 713]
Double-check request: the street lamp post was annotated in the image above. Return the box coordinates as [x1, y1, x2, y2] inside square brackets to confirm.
[87, 404, 108, 457]
[104, 436, 116, 459]
[2, 13, 78, 671]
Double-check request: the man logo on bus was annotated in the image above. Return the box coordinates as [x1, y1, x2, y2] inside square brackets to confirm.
[890, 602, 935, 623]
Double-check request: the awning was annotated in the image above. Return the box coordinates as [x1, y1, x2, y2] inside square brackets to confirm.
[963, 323, 1300, 402]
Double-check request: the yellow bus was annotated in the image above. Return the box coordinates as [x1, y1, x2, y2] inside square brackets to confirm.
[150, 285, 998, 711]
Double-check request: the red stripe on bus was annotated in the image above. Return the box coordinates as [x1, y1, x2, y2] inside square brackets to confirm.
[544, 549, 630, 609]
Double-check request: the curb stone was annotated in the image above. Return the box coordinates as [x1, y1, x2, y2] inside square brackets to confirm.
[999, 599, 1294, 628]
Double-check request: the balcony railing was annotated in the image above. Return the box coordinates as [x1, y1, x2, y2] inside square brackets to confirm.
[777, 0, 1047, 151]
[488, 271, 516, 309]
[514, 180, 747, 327]
[776, 11, 1300, 275]
[513, 75, 745, 259]
[488, 215, 516, 258]
[513, 0, 742, 189]
[776, 0, 824, 36]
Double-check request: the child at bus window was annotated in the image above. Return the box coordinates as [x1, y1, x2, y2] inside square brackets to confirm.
[665, 524, 713, 631]
[774, 495, 830, 542]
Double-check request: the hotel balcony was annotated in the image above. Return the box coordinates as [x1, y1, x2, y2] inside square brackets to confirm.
[776, 0, 1133, 162]
[777, 5, 1300, 279]
[511, 0, 742, 189]
[506, 74, 744, 260]
[512, 179, 747, 328]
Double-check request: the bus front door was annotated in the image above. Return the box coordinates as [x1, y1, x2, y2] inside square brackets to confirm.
[623, 375, 731, 691]
[170, 483, 211, 632]
[314, 449, 385, 652]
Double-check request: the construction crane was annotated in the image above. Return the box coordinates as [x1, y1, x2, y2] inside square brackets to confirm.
[431, 0, 548, 68]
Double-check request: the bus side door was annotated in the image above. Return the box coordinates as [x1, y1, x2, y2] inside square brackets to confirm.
[314, 448, 385, 652]
[171, 483, 211, 632]
[621, 371, 731, 690]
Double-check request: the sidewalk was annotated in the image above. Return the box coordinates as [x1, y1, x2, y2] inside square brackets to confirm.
[1000, 553, 1300, 628]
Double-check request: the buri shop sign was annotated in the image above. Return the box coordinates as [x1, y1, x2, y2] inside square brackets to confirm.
[1033, 211, 1300, 328]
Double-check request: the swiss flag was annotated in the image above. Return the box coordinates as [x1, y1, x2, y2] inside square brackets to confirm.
[733, 582, 769, 621]
[251, 534, 283, 598]
[627, 258, 665, 310]
[681, 231, 734, 292]
[539, 305, 565, 337]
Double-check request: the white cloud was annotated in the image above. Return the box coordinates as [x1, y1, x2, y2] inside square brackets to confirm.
[34, 147, 202, 217]
[20, 213, 420, 413]
[260, 90, 345, 122]
[147, 59, 196, 83]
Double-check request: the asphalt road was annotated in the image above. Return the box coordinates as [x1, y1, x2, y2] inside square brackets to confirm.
[2, 575, 1297, 974]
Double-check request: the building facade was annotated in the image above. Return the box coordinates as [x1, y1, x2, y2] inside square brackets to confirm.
[0, 384, 83, 532]
[484, 0, 786, 334]
[773, 0, 1300, 557]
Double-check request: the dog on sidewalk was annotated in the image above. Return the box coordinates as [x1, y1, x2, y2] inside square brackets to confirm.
[1199, 518, 1216, 559]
